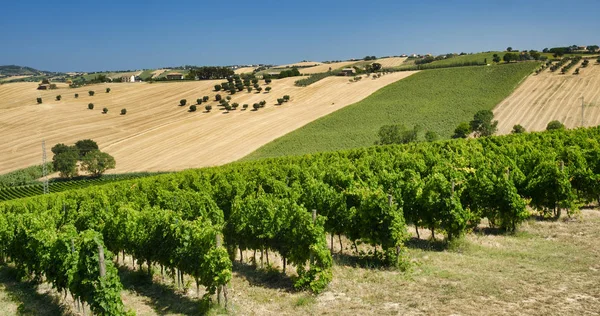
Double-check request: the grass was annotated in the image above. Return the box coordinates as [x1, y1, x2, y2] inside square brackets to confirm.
[2, 210, 598, 315]
[245, 62, 539, 160]
[139, 69, 155, 80]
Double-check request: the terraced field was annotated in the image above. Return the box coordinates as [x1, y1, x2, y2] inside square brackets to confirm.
[494, 59, 600, 133]
[0, 71, 417, 174]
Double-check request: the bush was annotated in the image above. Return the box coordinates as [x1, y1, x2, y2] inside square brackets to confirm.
[511, 124, 526, 134]
[214, 84, 221, 91]
[89, 91, 95, 96]
[283, 95, 290, 102]
[277, 98, 284, 105]
[265, 87, 272, 93]
[106, 88, 111, 93]
[197, 98, 202, 105]
[180, 99, 187, 106]
[56, 95, 61, 101]
[253, 83, 259, 89]
[205, 105, 212, 112]
[253, 103, 260, 110]
[88, 103, 94, 110]
[121, 108, 127, 115]
[74, 93, 79, 98]
[265, 78, 272, 84]
[452, 122, 471, 138]
[232, 103, 239, 110]
[256, 87, 263, 93]
[242, 104, 248, 110]
[252, 78, 259, 85]
[230, 88, 237, 94]
[224, 104, 232, 112]
[215, 94, 222, 101]
[189, 105, 196, 112]
[247, 87, 253, 93]
[546, 120, 565, 131]
[203, 96, 209, 102]
[102, 107, 108, 114]
[260, 100, 266, 107]
[226, 96, 232, 101]
[37, 97, 42, 104]
[425, 131, 438, 142]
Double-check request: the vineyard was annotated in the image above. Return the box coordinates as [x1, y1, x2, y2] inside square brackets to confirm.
[1, 126, 600, 313]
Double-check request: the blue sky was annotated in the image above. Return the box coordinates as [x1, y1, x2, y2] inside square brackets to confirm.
[1, 0, 598, 72]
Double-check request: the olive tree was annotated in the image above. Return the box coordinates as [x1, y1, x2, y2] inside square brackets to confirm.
[88, 103, 94, 110]
[81, 150, 116, 177]
[205, 105, 212, 112]
[89, 91, 95, 96]
[180, 99, 187, 106]
[120, 108, 127, 115]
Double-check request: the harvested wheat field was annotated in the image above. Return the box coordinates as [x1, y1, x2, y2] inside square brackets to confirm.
[0, 75, 32, 82]
[234, 67, 257, 74]
[373, 57, 408, 68]
[494, 60, 600, 134]
[299, 61, 358, 74]
[0, 71, 417, 174]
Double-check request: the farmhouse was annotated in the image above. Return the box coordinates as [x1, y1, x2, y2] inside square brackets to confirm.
[166, 72, 184, 80]
[340, 68, 356, 76]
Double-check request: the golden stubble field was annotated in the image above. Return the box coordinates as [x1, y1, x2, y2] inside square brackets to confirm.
[0, 71, 417, 174]
[494, 60, 600, 134]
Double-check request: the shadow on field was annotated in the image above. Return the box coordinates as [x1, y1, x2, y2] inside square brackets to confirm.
[232, 262, 296, 292]
[117, 266, 203, 316]
[332, 252, 390, 269]
[0, 265, 70, 316]
[404, 237, 448, 252]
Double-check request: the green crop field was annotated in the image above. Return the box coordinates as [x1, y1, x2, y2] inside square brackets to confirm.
[245, 62, 539, 160]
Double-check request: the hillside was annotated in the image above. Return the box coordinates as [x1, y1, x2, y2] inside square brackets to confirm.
[245, 62, 539, 160]
[494, 59, 600, 133]
[0, 71, 416, 174]
[0, 65, 52, 77]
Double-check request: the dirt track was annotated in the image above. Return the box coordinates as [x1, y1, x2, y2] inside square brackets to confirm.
[0, 72, 417, 174]
[494, 61, 600, 134]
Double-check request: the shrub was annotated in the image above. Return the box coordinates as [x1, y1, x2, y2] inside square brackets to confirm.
[214, 84, 222, 91]
[203, 96, 209, 102]
[180, 99, 187, 106]
[259, 100, 266, 106]
[574, 68, 580, 75]
[102, 107, 108, 114]
[247, 87, 253, 93]
[224, 104, 232, 112]
[197, 98, 202, 105]
[36, 97, 43, 104]
[205, 105, 212, 112]
[121, 108, 127, 115]
[511, 124, 526, 134]
[256, 87, 263, 93]
[253, 103, 260, 110]
[252, 78, 259, 85]
[253, 83, 259, 89]
[546, 120, 565, 131]
[265, 87, 272, 93]
[74, 93, 79, 98]
[219, 99, 227, 105]
[88, 103, 94, 110]
[106, 88, 111, 93]
[277, 98, 284, 105]
[215, 94, 222, 101]
[226, 96, 232, 101]
[56, 95, 61, 101]
[265, 78, 272, 84]
[232, 103, 239, 110]
[452, 122, 471, 138]
[425, 131, 438, 142]
[189, 105, 197, 112]
[89, 91, 95, 96]
[283, 95, 290, 102]
[242, 104, 248, 110]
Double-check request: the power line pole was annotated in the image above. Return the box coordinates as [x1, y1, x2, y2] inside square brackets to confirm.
[42, 140, 49, 194]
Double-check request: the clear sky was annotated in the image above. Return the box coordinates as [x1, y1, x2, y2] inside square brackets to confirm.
[1, 0, 598, 72]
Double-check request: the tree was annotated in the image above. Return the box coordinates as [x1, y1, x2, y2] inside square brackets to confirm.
[277, 98, 284, 105]
[205, 105, 212, 112]
[53, 150, 79, 178]
[89, 91, 95, 96]
[506, 47, 513, 52]
[37, 97, 42, 104]
[597, 56, 600, 63]
[503, 53, 518, 63]
[251, 78, 259, 85]
[81, 150, 116, 177]
[232, 103, 239, 110]
[214, 85, 222, 91]
[224, 104, 232, 113]
[260, 100, 267, 107]
[197, 98, 202, 105]
[587, 45, 599, 52]
[265, 78, 272, 84]
[103, 107, 108, 114]
[546, 120, 565, 131]
[75, 139, 99, 158]
[106, 88, 111, 93]
[375, 124, 418, 145]
[51, 143, 73, 156]
[121, 108, 127, 115]
[180, 99, 187, 106]
[265, 87, 272, 93]
[203, 96, 209, 102]
[88, 103, 94, 110]
[75, 93, 79, 98]
[215, 94, 222, 101]
[425, 131, 438, 142]
[253, 103, 260, 110]
[511, 124, 526, 134]
[470, 110, 498, 137]
[189, 105, 196, 112]
[226, 96, 232, 101]
[452, 122, 471, 138]
[493, 54, 501, 63]
[256, 87, 263, 93]
[242, 104, 249, 110]
[283, 95, 290, 102]
[56, 95, 61, 101]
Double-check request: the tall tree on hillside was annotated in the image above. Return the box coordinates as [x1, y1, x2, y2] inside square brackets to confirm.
[452, 122, 471, 139]
[81, 150, 116, 177]
[53, 149, 79, 178]
[470, 110, 498, 137]
[75, 139, 99, 159]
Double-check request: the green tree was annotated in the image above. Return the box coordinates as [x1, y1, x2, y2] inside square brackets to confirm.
[75, 93, 79, 98]
[492, 54, 501, 63]
[88, 103, 94, 110]
[470, 110, 498, 137]
[37, 97, 42, 104]
[265, 87, 272, 93]
[452, 122, 471, 138]
[75, 139, 99, 158]
[106, 88, 111, 93]
[226, 96, 232, 101]
[242, 104, 249, 110]
[247, 87, 253, 93]
[265, 78, 272, 84]
[283, 95, 290, 102]
[81, 150, 116, 176]
[546, 120, 565, 131]
[506, 47, 513, 52]
[256, 87, 263, 93]
[103, 107, 108, 114]
[253, 103, 260, 110]
[56, 95, 61, 101]
[203, 96, 209, 102]
[53, 149, 79, 178]
[511, 124, 526, 134]
[277, 98, 284, 105]
[180, 99, 187, 106]
[196, 98, 202, 105]
[214, 84, 221, 91]
[376, 124, 418, 145]
[205, 105, 212, 112]
[215, 94, 222, 101]
[121, 108, 127, 115]
[503, 53, 518, 63]
[425, 131, 438, 142]
[88, 91, 95, 96]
